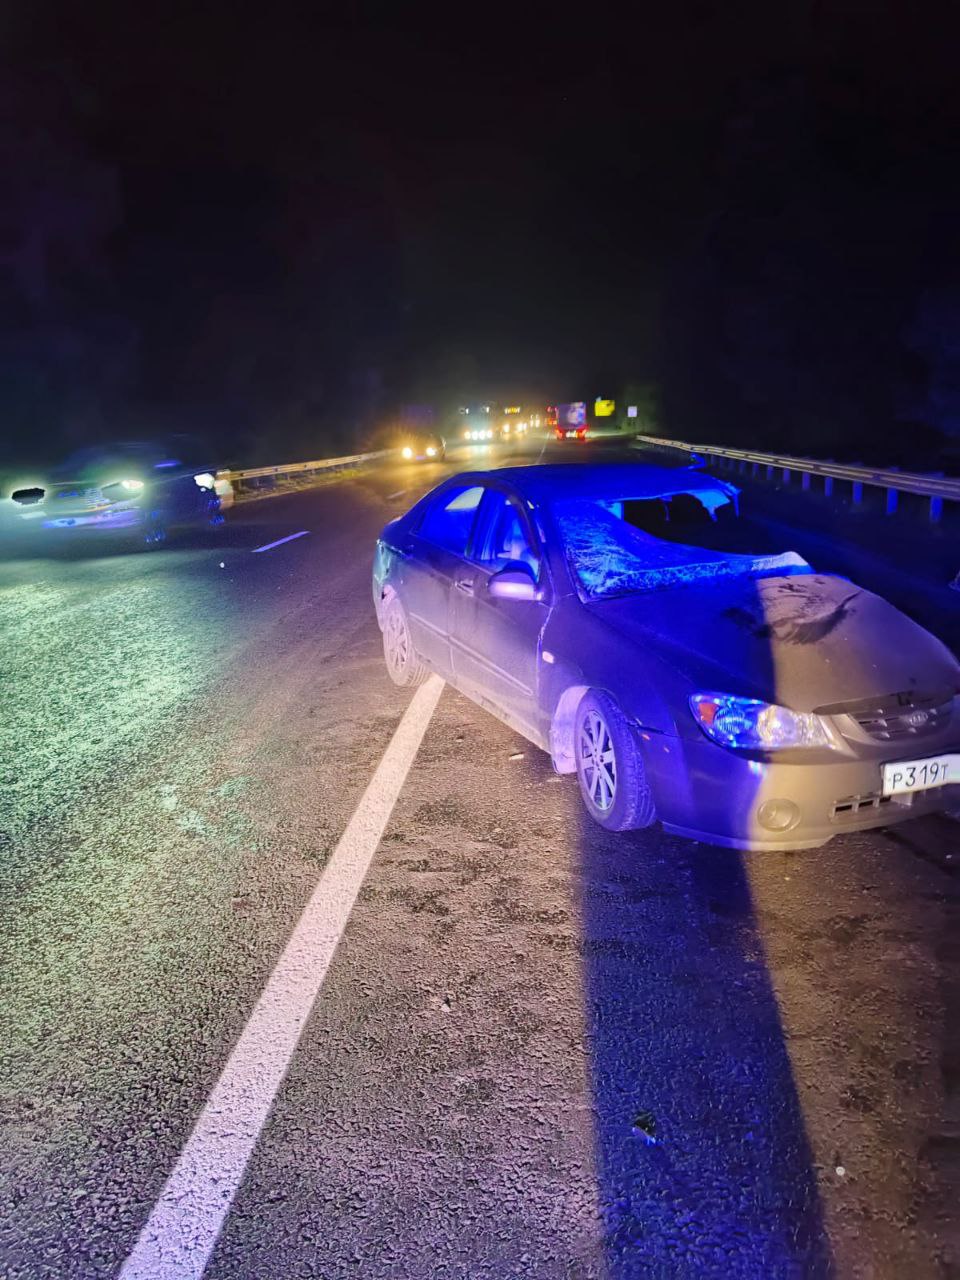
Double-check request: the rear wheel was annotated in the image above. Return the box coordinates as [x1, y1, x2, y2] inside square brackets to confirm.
[382, 595, 427, 687]
[575, 690, 656, 832]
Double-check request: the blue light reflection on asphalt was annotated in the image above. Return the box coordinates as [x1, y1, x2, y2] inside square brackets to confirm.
[578, 830, 832, 1277]
[576, 571, 832, 1277]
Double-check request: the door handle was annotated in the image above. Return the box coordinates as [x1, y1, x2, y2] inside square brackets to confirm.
[454, 577, 475, 595]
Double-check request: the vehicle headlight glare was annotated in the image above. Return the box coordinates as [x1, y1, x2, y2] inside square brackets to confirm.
[426, 446, 436, 457]
[120, 478, 144, 491]
[690, 693, 829, 750]
[402, 446, 413, 459]
[193, 472, 215, 488]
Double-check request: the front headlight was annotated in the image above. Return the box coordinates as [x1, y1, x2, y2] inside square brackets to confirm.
[426, 446, 436, 457]
[401, 446, 413, 459]
[690, 693, 829, 750]
[102, 478, 145, 501]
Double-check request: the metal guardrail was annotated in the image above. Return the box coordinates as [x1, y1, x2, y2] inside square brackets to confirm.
[219, 448, 393, 487]
[635, 435, 960, 522]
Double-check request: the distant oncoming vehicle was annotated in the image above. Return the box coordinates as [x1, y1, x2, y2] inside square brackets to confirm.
[458, 405, 494, 442]
[498, 418, 529, 439]
[463, 424, 495, 442]
[498, 405, 532, 439]
[400, 431, 446, 462]
[4, 439, 225, 545]
[373, 464, 960, 850]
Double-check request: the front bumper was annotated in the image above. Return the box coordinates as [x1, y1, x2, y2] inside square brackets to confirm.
[641, 729, 960, 851]
[5, 503, 145, 535]
[37, 508, 143, 531]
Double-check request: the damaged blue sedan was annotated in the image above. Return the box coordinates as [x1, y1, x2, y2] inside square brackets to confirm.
[373, 464, 960, 850]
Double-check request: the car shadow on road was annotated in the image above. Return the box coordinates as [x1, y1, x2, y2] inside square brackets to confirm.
[576, 811, 833, 1278]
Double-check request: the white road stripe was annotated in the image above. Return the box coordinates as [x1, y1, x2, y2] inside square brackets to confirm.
[119, 674, 445, 1280]
[250, 530, 310, 553]
[386, 489, 407, 500]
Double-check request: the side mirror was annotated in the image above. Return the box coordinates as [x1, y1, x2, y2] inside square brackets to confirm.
[488, 561, 538, 600]
[11, 487, 45, 505]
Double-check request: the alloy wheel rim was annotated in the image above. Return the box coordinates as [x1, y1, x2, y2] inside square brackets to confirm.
[385, 606, 408, 675]
[579, 709, 617, 811]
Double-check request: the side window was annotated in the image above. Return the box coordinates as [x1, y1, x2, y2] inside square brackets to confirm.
[417, 485, 483, 555]
[473, 492, 540, 577]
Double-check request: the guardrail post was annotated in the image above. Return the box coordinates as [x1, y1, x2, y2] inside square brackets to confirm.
[766, 465, 774, 481]
[885, 488, 898, 515]
[752, 461, 759, 477]
[781, 467, 791, 484]
[930, 496, 943, 523]
[824, 476, 833, 496]
[852, 481, 863, 504]
[801, 472, 811, 491]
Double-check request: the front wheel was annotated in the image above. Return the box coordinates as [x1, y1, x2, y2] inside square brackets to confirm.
[142, 510, 167, 546]
[381, 595, 427, 687]
[575, 690, 657, 832]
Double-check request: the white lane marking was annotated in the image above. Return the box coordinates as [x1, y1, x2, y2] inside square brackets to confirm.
[119, 674, 445, 1280]
[250, 530, 310, 554]
[386, 489, 407, 500]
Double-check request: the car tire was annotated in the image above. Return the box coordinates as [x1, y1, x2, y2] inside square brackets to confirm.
[143, 510, 167, 546]
[382, 595, 427, 688]
[575, 690, 656, 832]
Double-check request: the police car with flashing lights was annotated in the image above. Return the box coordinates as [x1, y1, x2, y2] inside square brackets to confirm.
[3, 439, 228, 546]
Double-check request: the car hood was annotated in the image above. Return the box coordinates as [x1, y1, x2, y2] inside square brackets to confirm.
[591, 573, 959, 712]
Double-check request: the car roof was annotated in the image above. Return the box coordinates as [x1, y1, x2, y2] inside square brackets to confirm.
[51, 438, 214, 481]
[460, 462, 731, 503]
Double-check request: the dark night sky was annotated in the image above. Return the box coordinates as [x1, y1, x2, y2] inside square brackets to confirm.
[2, 2, 959, 461]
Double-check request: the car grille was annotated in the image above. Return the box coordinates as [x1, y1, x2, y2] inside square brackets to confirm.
[52, 486, 105, 506]
[851, 696, 954, 742]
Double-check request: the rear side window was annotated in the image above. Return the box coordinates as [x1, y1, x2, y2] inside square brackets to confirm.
[417, 485, 483, 554]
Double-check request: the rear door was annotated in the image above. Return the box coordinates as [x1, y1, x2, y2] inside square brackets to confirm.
[448, 487, 550, 743]
[401, 484, 484, 676]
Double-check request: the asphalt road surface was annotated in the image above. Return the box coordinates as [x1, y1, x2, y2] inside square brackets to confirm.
[0, 437, 957, 1279]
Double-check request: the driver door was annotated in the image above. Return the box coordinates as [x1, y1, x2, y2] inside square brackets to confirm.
[402, 484, 484, 677]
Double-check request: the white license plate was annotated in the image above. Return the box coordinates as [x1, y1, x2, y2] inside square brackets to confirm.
[881, 753, 960, 796]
